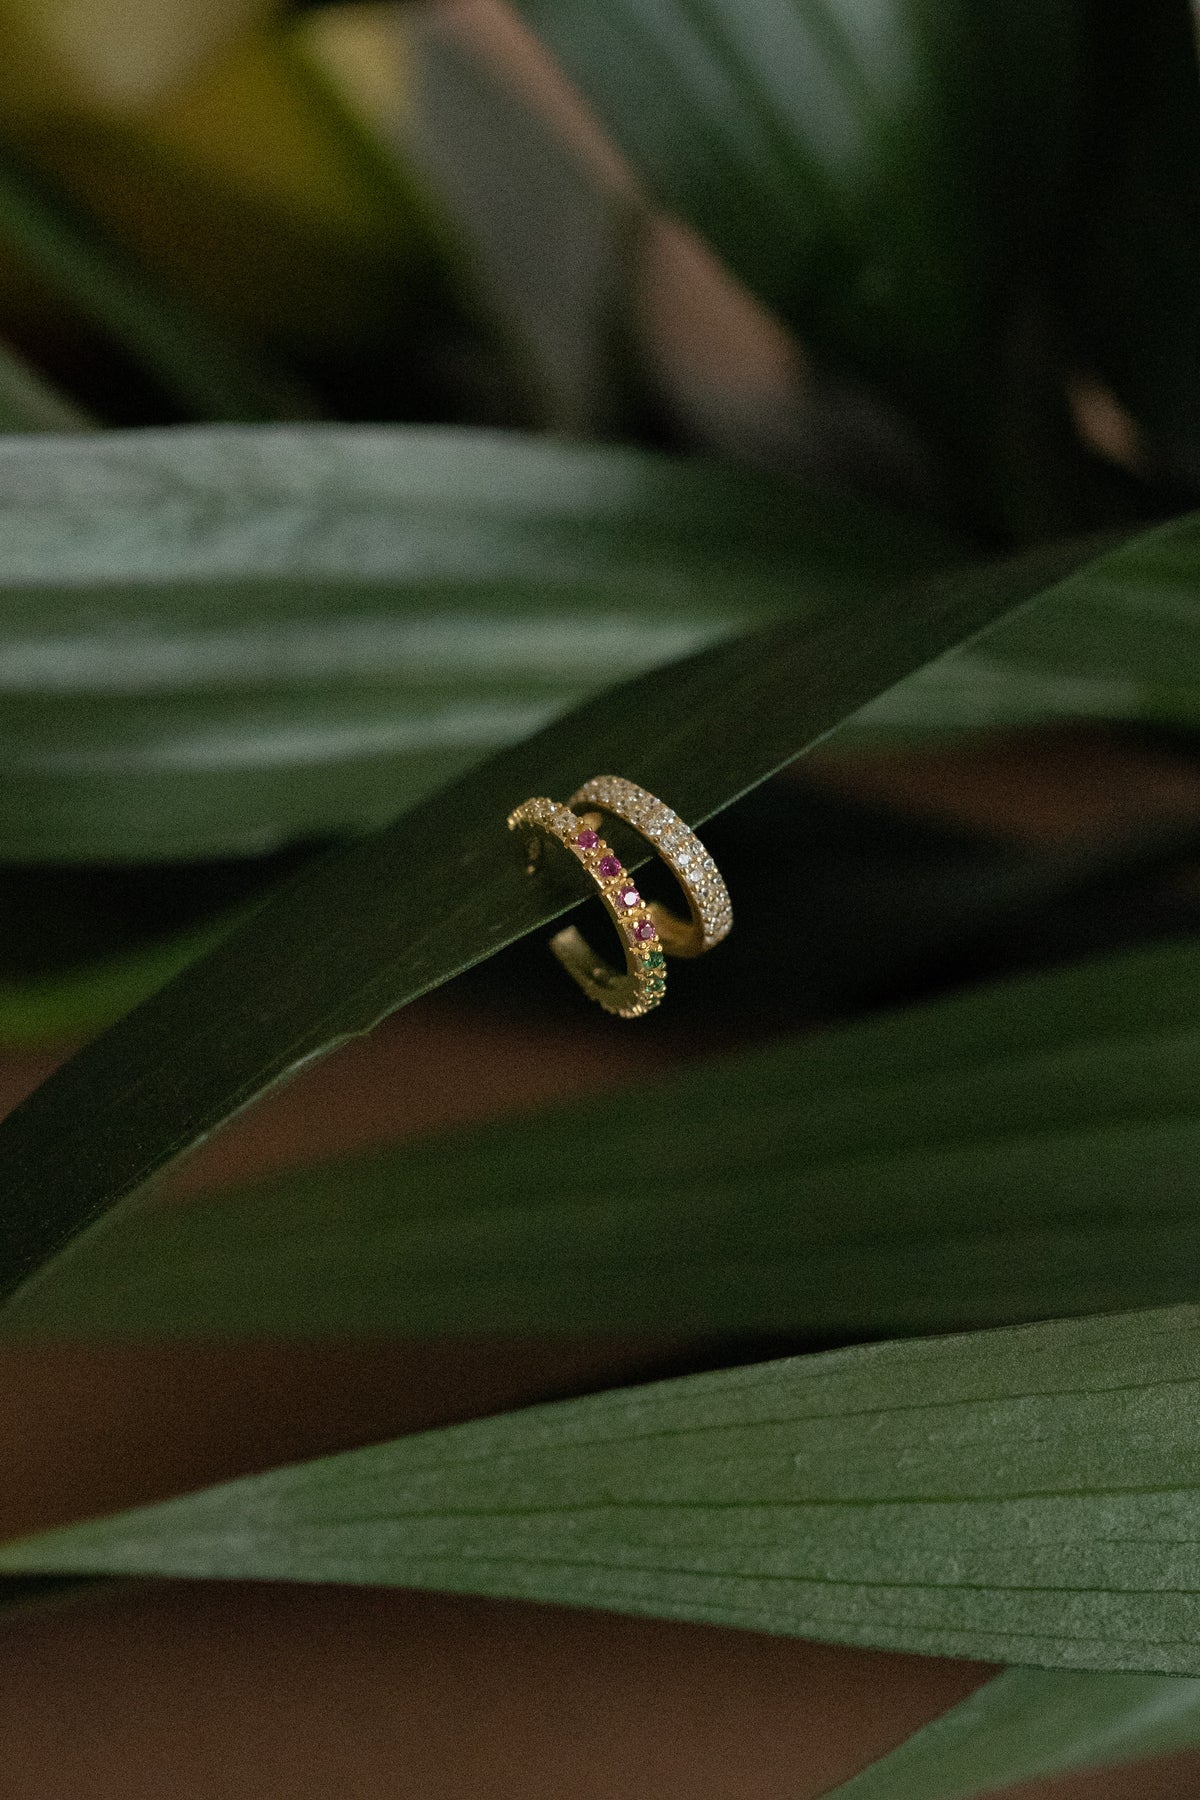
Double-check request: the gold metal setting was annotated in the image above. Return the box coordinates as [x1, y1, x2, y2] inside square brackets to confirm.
[507, 796, 668, 1017]
[569, 775, 732, 957]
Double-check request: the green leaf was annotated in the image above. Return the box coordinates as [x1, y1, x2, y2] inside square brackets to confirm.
[822, 1666, 1200, 1800]
[5, 756, 1171, 1050]
[0, 139, 314, 421]
[0, 425, 954, 863]
[843, 644, 1200, 739]
[5, 427, 1200, 870]
[507, 0, 1082, 450]
[0, 505, 1116, 1310]
[10, 1304, 1200, 1677]
[0, 336, 91, 431]
[9, 934, 1200, 1338]
[847, 507, 1200, 735]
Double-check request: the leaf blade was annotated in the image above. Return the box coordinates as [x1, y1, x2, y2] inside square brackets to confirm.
[10, 427, 1200, 867]
[821, 1665, 1200, 1800]
[8, 935, 1200, 1339]
[0, 424, 954, 862]
[0, 503, 1114, 1308]
[8, 1305, 1200, 1676]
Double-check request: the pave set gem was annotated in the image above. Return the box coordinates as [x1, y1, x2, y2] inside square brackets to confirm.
[506, 796, 668, 1016]
[567, 776, 733, 952]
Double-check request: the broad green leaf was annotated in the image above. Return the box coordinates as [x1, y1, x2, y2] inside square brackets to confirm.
[0, 139, 312, 420]
[9, 935, 1200, 1338]
[0, 425, 955, 862]
[10, 1304, 1200, 1677]
[0, 511, 1117, 1308]
[823, 1665, 1200, 1800]
[5, 427, 1200, 869]
[507, 0, 1082, 452]
[0, 336, 91, 430]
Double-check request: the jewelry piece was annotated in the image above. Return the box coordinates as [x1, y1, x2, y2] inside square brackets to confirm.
[569, 776, 731, 957]
[507, 796, 668, 1017]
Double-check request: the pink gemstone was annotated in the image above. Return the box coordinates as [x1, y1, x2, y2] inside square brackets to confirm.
[618, 887, 640, 909]
[575, 829, 598, 849]
[634, 920, 657, 942]
[598, 855, 622, 878]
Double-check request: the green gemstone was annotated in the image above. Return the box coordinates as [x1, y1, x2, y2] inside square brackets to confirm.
[644, 951, 665, 968]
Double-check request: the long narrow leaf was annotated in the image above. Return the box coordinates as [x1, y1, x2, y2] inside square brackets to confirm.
[8, 935, 1200, 1338]
[854, 515, 1200, 735]
[0, 425, 954, 861]
[822, 1665, 1200, 1800]
[8, 1304, 1200, 1676]
[0, 509, 1118, 1307]
[6, 429, 1200, 868]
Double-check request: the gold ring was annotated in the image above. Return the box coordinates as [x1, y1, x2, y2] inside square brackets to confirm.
[569, 776, 732, 957]
[507, 796, 668, 1017]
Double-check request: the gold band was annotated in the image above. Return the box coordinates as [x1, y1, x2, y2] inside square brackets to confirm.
[507, 796, 668, 1017]
[568, 776, 732, 957]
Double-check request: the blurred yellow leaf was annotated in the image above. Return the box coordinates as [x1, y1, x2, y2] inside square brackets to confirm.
[0, 0, 278, 116]
[140, 17, 408, 241]
[0, 11, 436, 368]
